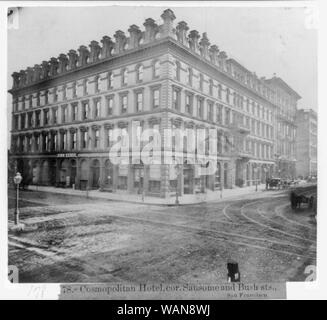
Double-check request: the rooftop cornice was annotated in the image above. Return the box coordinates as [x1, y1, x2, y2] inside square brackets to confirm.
[9, 8, 300, 108]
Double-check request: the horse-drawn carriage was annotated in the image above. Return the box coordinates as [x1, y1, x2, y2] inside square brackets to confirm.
[289, 185, 317, 213]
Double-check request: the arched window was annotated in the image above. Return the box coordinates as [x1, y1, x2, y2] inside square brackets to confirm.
[153, 60, 160, 78]
[136, 64, 143, 82]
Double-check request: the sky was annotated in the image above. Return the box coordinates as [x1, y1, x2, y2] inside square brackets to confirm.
[7, 4, 317, 118]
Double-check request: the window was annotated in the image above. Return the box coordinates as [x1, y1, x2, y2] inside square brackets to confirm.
[209, 80, 213, 96]
[217, 104, 223, 123]
[122, 68, 128, 86]
[53, 88, 58, 103]
[172, 88, 180, 110]
[121, 95, 128, 114]
[136, 92, 143, 112]
[106, 127, 113, 148]
[153, 60, 160, 78]
[199, 74, 203, 91]
[106, 96, 114, 116]
[94, 76, 100, 93]
[14, 115, 19, 129]
[175, 61, 180, 81]
[62, 85, 67, 100]
[83, 79, 88, 96]
[226, 88, 230, 104]
[35, 135, 40, 151]
[62, 106, 67, 123]
[197, 98, 203, 119]
[72, 82, 77, 98]
[108, 72, 114, 89]
[185, 93, 193, 114]
[136, 65, 143, 82]
[29, 95, 33, 108]
[52, 133, 57, 151]
[94, 129, 99, 148]
[22, 97, 25, 110]
[61, 132, 67, 150]
[72, 103, 78, 121]
[208, 102, 213, 120]
[218, 84, 222, 99]
[52, 108, 58, 124]
[71, 132, 77, 150]
[82, 101, 89, 120]
[225, 109, 230, 125]
[187, 68, 193, 86]
[81, 131, 88, 149]
[152, 88, 160, 109]
[94, 99, 101, 118]
[44, 109, 49, 125]
[246, 99, 250, 112]
[27, 113, 33, 128]
[233, 92, 237, 106]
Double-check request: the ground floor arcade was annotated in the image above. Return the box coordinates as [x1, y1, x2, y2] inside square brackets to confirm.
[10, 155, 275, 198]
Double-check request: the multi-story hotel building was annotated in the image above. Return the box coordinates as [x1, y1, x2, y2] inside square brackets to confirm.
[295, 108, 317, 178]
[8, 9, 301, 198]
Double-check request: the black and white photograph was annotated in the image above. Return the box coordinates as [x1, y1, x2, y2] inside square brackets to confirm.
[1, 1, 325, 301]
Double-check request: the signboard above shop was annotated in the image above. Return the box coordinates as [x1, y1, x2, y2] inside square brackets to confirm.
[57, 153, 78, 158]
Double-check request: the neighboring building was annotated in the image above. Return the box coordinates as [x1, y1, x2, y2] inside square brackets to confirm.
[295, 109, 317, 178]
[8, 9, 301, 198]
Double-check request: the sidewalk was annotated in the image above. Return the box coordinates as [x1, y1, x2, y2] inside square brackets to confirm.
[27, 184, 269, 206]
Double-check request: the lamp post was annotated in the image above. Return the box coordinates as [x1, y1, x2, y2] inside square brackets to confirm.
[254, 167, 258, 192]
[13, 172, 22, 225]
[175, 164, 181, 205]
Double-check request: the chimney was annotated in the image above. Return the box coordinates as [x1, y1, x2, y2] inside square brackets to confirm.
[176, 21, 189, 45]
[26, 67, 34, 84]
[89, 40, 101, 63]
[12, 72, 20, 89]
[128, 24, 142, 49]
[160, 9, 176, 37]
[199, 32, 210, 60]
[100, 36, 114, 59]
[19, 70, 26, 87]
[78, 45, 90, 67]
[41, 61, 49, 79]
[209, 45, 219, 65]
[143, 18, 158, 43]
[49, 57, 59, 76]
[218, 51, 227, 69]
[58, 54, 68, 73]
[67, 50, 78, 70]
[113, 30, 127, 54]
[188, 30, 200, 52]
[33, 64, 42, 82]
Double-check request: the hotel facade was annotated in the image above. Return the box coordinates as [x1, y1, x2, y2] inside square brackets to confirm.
[295, 108, 317, 178]
[8, 9, 300, 198]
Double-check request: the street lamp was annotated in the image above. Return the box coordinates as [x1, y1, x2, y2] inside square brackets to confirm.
[254, 167, 258, 192]
[13, 172, 22, 225]
[174, 164, 181, 205]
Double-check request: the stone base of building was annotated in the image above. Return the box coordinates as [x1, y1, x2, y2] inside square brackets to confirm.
[9, 155, 276, 198]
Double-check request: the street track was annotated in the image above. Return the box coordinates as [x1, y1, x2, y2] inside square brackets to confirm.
[10, 191, 317, 261]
